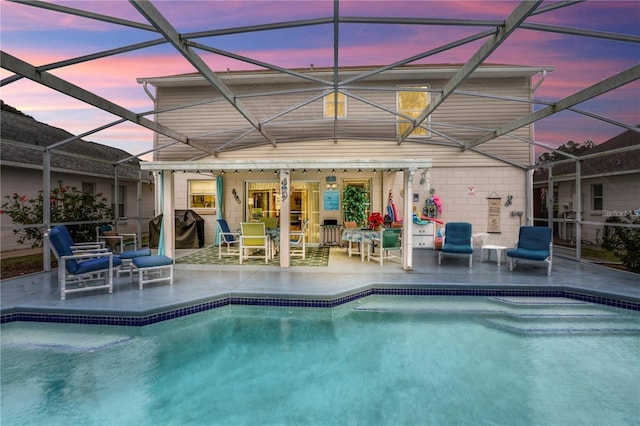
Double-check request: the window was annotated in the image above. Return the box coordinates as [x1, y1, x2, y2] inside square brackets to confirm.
[592, 183, 603, 211]
[111, 185, 126, 218]
[324, 92, 346, 118]
[81, 182, 95, 195]
[189, 180, 216, 209]
[397, 86, 429, 137]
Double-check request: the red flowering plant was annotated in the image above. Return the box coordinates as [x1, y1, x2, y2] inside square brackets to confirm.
[368, 212, 384, 230]
[1, 181, 113, 247]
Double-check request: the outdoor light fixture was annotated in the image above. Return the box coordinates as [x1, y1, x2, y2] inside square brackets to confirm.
[234, 170, 238, 174]
[248, 169, 252, 173]
[325, 175, 337, 190]
[358, 169, 362, 173]
[221, 170, 225, 175]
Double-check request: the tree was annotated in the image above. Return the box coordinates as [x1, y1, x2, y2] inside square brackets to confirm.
[538, 139, 596, 163]
[1, 181, 113, 247]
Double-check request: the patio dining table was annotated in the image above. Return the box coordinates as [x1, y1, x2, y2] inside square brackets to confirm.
[341, 228, 379, 261]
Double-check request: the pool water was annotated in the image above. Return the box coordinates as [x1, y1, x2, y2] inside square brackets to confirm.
[2, 296, 639, 425]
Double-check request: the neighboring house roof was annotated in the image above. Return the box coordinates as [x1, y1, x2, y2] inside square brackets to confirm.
[533, 128, 640, 183]
[0, 101, 149, 182]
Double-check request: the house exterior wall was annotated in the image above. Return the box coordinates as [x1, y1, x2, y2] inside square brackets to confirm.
[147, 68, 535, 248]
[542, 172, 640, 245]
[152, 76, 532, 166]
[168, 164, 525, 248]
[0, 164, 154, 252]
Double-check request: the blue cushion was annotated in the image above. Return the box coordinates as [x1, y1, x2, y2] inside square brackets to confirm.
[217, 219, 238, 243]
[49, 226, 79, 273]
[119, 249, 152, 259]
[74, 256, 122, 275]
[444, 222, 472, 245]
[518, 227, 552, 251]
[133, 255, 174, 268]
[507, 248, 550, 261]
[442, 243, 473, 254]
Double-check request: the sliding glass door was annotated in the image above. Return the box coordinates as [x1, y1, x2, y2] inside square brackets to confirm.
[246, 180, 319, 244]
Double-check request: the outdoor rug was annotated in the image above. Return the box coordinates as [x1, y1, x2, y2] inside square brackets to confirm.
[176, 245, 330, 267]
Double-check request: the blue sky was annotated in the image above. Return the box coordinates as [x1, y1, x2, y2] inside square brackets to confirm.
[1, 0, 638, 160]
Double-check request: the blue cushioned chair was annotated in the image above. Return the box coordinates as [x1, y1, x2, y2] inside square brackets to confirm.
[438, 222, 473, 267]
[49, 225, 122, 300]
[217, 219, 240, 259]
[507, 226, 553, 276]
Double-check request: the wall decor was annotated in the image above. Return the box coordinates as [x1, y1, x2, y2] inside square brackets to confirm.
[487, 192, 501, 233]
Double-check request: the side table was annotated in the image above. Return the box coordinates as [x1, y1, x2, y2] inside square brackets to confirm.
[481, 244, 507, 265]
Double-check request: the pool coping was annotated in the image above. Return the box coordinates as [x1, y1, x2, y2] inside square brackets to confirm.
[2, 283, 638, 326]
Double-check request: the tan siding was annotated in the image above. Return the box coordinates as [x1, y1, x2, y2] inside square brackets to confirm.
[154, 74, 533, 166]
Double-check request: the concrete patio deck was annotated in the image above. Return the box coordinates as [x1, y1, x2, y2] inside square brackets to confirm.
[1, 247, 639, 324]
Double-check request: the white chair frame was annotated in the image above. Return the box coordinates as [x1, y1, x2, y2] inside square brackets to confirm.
[290, 219, 309, 259]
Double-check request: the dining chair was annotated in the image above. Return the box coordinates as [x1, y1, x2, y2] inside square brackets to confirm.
[217, 219, 241, 259]
[367, 228, 402, 265]
[240, 222, 270, 264]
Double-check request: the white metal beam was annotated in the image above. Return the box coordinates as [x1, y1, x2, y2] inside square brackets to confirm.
[399, 0, 543, 143]
[464, 64, 640, 150]
[0, 51, 215, 155]
[130, 0, 277, 146]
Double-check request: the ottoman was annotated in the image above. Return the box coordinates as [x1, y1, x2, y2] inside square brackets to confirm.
[130, 255, 174, 289]
[118, 248, 152, 275]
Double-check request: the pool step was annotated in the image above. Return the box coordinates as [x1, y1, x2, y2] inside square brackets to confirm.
[352, 296, 640, 335]
[483, 315, 640, 335]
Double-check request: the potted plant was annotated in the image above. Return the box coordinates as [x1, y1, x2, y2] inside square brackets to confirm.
[343, 185, 369, 227]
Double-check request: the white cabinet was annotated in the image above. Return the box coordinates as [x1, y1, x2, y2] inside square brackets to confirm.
[413, 222, 435, 249]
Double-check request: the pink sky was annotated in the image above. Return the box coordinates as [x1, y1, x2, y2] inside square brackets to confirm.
[1, 1, 638, 161]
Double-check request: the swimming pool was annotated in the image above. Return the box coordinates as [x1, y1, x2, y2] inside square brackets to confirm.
[2, 296, 639, 425]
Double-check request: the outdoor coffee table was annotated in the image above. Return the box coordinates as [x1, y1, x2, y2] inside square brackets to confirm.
[481, 244, 508, 265]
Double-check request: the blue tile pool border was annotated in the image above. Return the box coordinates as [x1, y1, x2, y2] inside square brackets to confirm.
[2, 287, 639, 326]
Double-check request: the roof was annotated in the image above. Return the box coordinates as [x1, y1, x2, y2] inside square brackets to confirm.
[138, 63, 553, 87]
[0, 102, 149, 182]
[533, 127, 640, 182]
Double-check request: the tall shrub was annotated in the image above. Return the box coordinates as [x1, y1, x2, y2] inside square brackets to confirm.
[602, 214, 640, 273]
[343, 185, 369, 227]
[1, 181, 113, 247]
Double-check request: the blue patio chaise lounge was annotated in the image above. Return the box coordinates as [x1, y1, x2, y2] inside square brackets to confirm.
[507, 226, 553, 276]
[438, 222, 474, 267]
[49, 225, 122, 300]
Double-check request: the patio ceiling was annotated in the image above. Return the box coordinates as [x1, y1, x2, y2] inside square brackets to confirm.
[1, 0, 639, 169]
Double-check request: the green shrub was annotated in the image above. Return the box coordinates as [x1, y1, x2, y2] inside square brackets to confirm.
[343, 185, 369, 227]
[1, 181, 113, 247]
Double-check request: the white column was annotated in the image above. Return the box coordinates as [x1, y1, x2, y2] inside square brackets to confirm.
[403, 168, 415, 270]
[279, 169, 291, 267]
[162, 170, 175, 258]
